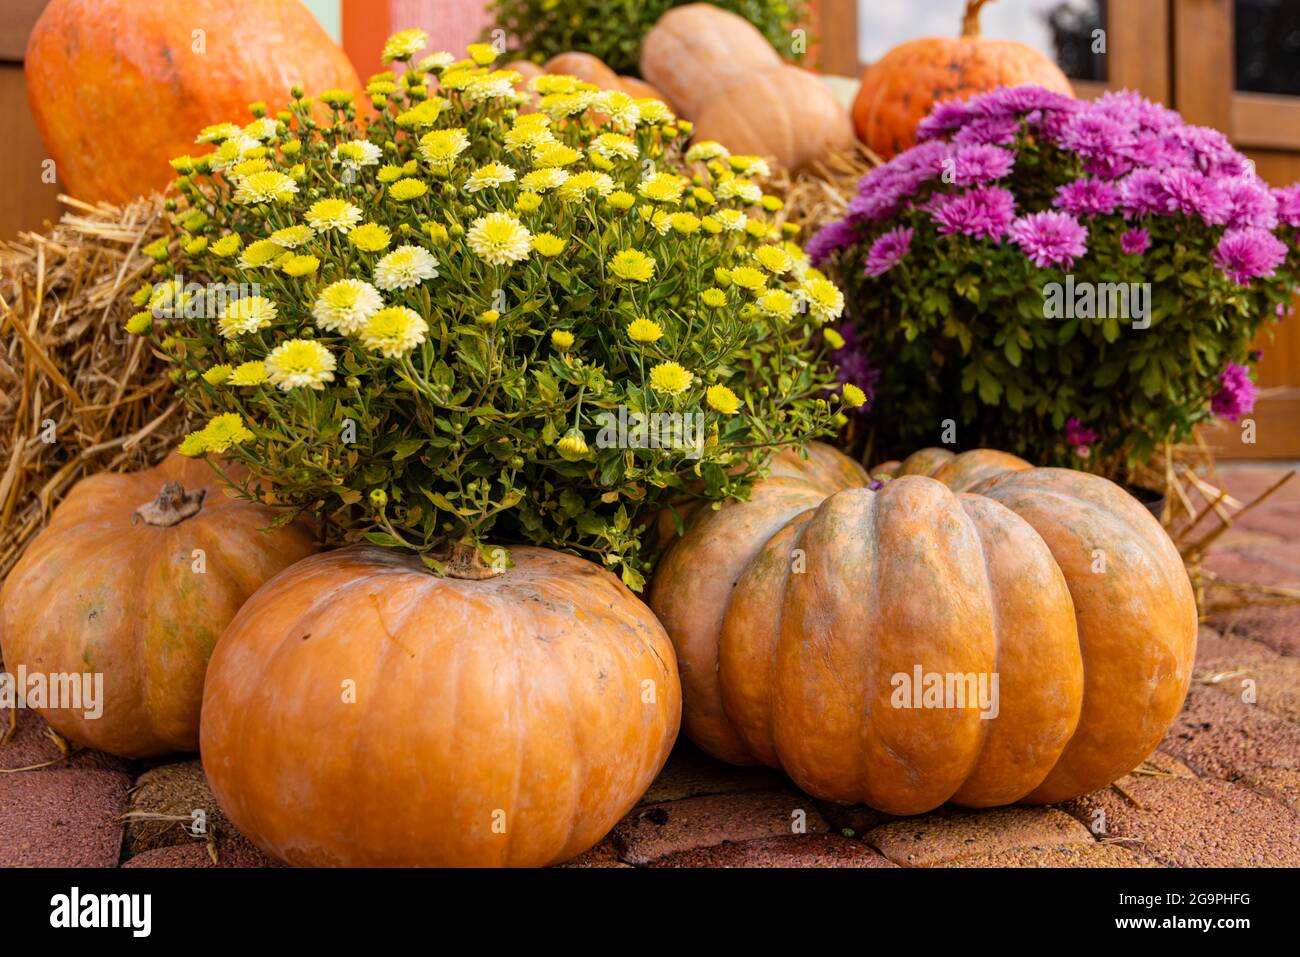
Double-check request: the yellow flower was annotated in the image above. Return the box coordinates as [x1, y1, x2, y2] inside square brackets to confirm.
[730, 155, 772, 178]
[348, 223, 393, 253]
[361, 306, 429, 358]
[201, 413, 255, 453]
[143, 238, 170, 260]
[635, 98, 674, 124]
[124, 311, 152, 335]
[533, 143, 582, 168]
[270, 224, 314, 248]
[466, 212, 532, 265]
[802, 276, 845, 322]
[375, 244, 439, 291]
[233, 170, 297, 204]
[265, 339, 336, 391]
[700, 216, 722, 234]
[754, 245, 793, 274]
[464, 162, 515, 192]
[706, 384, 740, 415]
[757, 289, 796, 319]
[515, 191, 543, 214]
[319, 89, 356, 108]
[589, 133, 638, 161]
[685, 140, 729, 163]
[700, 288, 727, 309]
[388, 178, 428, 201]
[466, 42, 498, 66]
[823, 328, 845, 350]
[668, 212, 701, 235]
[649, 361, 692, 395]
[551, 330, 574, 351]
[520, 168, 568, 192]
[606, 190, 635, 211]
[334, 140, 383, 169]
[169, 155, 195, 174]
[306, 198, 362, 232]
[382, 28, 428, 63]
[841, 384, 867, 409]
[556, 428, 589, 459]
[184, 237, 208, 255]
[531, 74, 580, 95]
[281, 254, 320, 277]
[714, 209, 747, 232]
[229, 158, 270, 179]
[418, 128, 470, 167]
[638, 172, 685, 203]
[627, 318, 663, 344]
[558, 170, 614, 202]
[219, 296, 277, 338]
[729, 266, 767, 294]
[228, 361, 269, 387]
[761, 195, 784, 212]
[608, 249, 655, 282]
[178, 430, 208, 457]
[478, 309, 500, 325]
[377, 164, 403, 184]
[532, 233, 567, 257]
[744, 219, 769, 239]
[313, 279, 383, 334]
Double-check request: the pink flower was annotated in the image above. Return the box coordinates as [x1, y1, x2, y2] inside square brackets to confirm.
[1210, 362, 1257, 421]
[931, 186, 1017, 242]
[1065, 417, 1098, 458]
[1054, 179, 1120, 217]
[1214, 227, 1289, 286]
[1120, 228, 1150, 256]
[864, 226, 913, 277]
[1008, 212, 1089, 269]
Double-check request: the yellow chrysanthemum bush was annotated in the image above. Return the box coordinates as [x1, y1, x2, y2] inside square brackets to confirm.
[137, 33, 850, 588]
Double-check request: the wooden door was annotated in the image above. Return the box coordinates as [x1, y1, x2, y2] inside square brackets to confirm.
[0, 0, 59, 240]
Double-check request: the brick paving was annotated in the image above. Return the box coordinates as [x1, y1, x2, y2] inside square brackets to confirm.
[0, 463, 1296, 868]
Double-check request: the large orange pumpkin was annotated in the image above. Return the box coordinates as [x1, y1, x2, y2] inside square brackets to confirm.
[200, 545, 681, 867]
[852, 0, 1074, 159]
[650, 444, 1196, 814]
[25, 0, 364, 204]
[0, 454, 318, 758]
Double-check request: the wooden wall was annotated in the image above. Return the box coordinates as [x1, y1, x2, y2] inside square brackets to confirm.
[0, 0, 59, 239]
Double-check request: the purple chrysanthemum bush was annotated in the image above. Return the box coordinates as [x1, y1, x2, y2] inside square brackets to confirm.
[811, 85, 1300, 471]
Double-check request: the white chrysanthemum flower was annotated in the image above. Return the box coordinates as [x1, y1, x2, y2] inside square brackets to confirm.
[417, 51, 455, 71]
[218, 296, 277, 338]
[243, 117, 279, 141]
[265, 339, 337, 391]
[503, 122, 556, 152]
[418, 128, 470, 167]
[305, 198, 363, 232]
[465, 74, 516, 102]
[312, 279, 384, 334]
[334, 139, 383, 170]
[731, 155, 773, 178]
[634, 98, 674, 124]
[685, 140, 731, 163]
[540, 91, 597, 119]
[270, 225, 315, 249]
[361, 306, 429, 359]
[464, 162, 516, 193]
[637, 171, 685, 203]
[374, 245, 440, 291]
[757, 289, 797, 320]
[466, 212, 532, 266]
[233, 171, 298, 204]
[558, 171, 614, 202]
[520, 167, 568, 192]
[209, 134, 262, 172]
[716, 177, 763, 204]
[714, 209, 747, 232]
[195, 122, 242, 145]
[382, 29, 428, 63]
[589, 133, 638, 161]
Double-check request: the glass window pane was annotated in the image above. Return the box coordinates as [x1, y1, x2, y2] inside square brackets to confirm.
[856, 0, 1107, 83]
[1235, 0, 1300, 96]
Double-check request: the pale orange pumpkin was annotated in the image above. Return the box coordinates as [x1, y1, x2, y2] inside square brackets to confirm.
[25, 0, 364, 204]
[693, 65, 856, 173]
[201, 545, 681, 867]
[543, 51, 622, 90]
[650, 443, 1196, 813]
[852, 0, 1074, 159]
[0, 454, 318, 758]
[640, 2, 782, 120]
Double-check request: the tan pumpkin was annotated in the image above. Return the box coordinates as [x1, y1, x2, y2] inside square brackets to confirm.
[640, 2, 782, 120]
[693, 65, 856, 173]
[543, 51, 622, 90]
[25, 0, 363, 204]
[852, 0, 1074, 159]
[201, 545, 681, 867]
[0, 454, 318, 757]
[650, 443, 1196, 813]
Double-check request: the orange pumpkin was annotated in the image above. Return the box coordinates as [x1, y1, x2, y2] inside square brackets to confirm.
[694, 65, 856, 173]
[650, 443, 1196, 813]
[25, 0, 364, 204]
[543, 52, 623, 90]
[852, 0, 1074, 159]
[0, 454, 318, 758]
[640, 3, 782, 120]
[201, 545, 681, 867]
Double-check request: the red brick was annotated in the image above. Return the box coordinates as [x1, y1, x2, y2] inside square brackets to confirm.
[0, 768, 129, 867]
[0, 707, 128, 774]
[648, 834, 896, 868]
[554, 839, 631, 868]
[1194, 629, 1279, 667]
[1197, 656, 1300, 723]
[637, 742, 786, 805]
[1205, 605, 1300, 657]
[121, 831, 282, 868]
[612, 791, 827, 865]
[936, 842, 1158, 868]
[1061, 775, 1300, 867]
[1215, 467, 1300, 506]
[865, 807, 1092, 868]
[814, 800, 895, 837]
[1160, 685, 1300, 810]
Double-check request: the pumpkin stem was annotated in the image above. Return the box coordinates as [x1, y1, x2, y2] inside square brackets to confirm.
[961, 0, 991, 38]
[133, 480, 206, 527]
[423, 540, 506, 580]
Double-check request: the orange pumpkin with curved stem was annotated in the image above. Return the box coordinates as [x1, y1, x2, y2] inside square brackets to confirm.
[25, 0, 363, 204]
[0, 454, 318, 758]
[650, 442, 1195, 813]
[201, 545, 681, 867]
[852, 0, 1074, 159]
